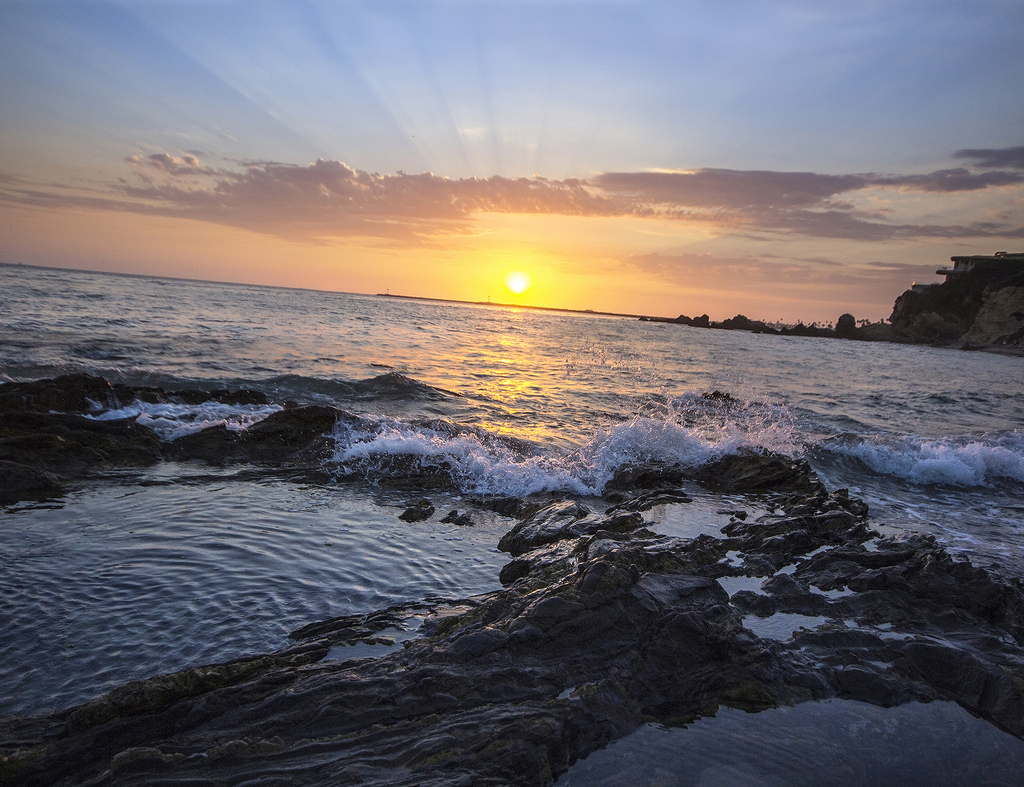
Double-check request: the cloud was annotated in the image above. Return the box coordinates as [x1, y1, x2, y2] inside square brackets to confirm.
[2, 147, 1022, 244]
[595, 169, 866, 209]
[594, 164, 1024, 240]
[108, 156, 627, 241]
[954, 146, 1024, 170]
[869, 168, 1024, 191]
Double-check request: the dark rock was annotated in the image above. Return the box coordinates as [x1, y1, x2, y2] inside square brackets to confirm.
[0, 461, 64, 504]
[0, 373, 118, 414]
[712, 314, 780, 334]
[607, 489, 692, 513]
[470, 495, 533, 518]
[440, 509, 474, 526]
[169, 388, 269, 406]
[695, 452, 822, 495]
[604, 463, 685, 492]
[888, 265, 1024, 347]
[399, 499, 436, 522]
[497, 502, 647, 557]
[447, 627, 510, 660]
[162, 423, 237, 463]
[497, 499, 591, 555]
[835, 313, 857, 339]
[0, 411, 163, 479]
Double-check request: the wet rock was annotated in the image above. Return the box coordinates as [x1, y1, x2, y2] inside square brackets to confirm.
[168, 388, 269, 406]
[440, 509, 474, 526]
[0, 411, 163, 479]
[607, 488, 692, 513]
[0, 461, 64, 504]
[0, 373, 119, 414]
[238, 405, 339, 462]
[400, 499, 436, 522]
[447, 627, 509, 659]
[477, 496, 526, 517]
[603, 462, 685, 492]
[0, 376, 342, 503]
[497, 501, 647, 557]
[695, 451, 822, 495]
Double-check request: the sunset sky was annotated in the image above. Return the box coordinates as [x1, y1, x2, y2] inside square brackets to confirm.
[1, 0, 1022, 323]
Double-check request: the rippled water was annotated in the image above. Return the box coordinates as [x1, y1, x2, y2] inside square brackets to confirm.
[1, 262, 1023, 718]
[559, 700, 1024, 786]
[1, 466, 510, 715]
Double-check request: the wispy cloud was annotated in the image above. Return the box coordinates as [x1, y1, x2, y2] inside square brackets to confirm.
[593, 164, 1024, 240]
[2, 146, 1022, 243]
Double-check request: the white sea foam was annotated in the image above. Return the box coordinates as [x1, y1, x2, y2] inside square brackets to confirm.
[85, 399, 284, 440]
[331, 404, 800, 498]
[826, 432, 1024, 487]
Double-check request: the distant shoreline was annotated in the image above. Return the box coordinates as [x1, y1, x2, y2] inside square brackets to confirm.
[374, 291, 646, 320]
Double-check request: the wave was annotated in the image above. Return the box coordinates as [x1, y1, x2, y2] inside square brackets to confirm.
[329, 404, 799, 498]
[62, 379, 806, 497]
[818, 431, 1024, 488]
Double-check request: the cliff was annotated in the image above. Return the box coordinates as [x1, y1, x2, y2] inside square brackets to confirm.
[889, 264, 1024, 349]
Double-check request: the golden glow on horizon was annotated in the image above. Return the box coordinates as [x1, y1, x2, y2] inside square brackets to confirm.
[503, 271, 532, 295]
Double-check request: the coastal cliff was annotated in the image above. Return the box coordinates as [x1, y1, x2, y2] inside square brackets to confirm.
[889, 253, 1024, 349]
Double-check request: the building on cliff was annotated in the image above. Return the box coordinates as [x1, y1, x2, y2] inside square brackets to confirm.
[936, 251, 1024, 282]
[889, 250, 1024, 348]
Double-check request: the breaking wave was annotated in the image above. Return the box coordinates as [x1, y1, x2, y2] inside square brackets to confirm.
[329, 398, 801, 498]
[820, 431, 1024, 488]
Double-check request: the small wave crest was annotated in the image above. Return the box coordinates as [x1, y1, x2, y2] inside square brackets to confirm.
[85, 400, 284, 440]
[821, 431, 1024, 487]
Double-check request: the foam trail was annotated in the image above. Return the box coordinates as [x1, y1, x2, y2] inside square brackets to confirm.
[85, 400, 283, 440]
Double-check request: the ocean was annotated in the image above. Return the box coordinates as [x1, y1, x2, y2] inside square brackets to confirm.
[2, 262, 1024, 776]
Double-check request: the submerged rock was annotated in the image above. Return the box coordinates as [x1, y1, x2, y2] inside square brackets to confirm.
[440, 509, 474, 526]
[399, 498, 437, 522]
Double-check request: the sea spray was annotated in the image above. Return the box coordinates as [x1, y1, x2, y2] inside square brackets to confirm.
[328, 392, 803, 497]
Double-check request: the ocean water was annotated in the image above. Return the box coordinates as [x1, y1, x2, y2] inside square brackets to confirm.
[2, 262, 1023, 725]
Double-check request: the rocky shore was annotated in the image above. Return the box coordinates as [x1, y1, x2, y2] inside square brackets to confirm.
[3, 376, 1024, 785]
[638, 311, 893, 342]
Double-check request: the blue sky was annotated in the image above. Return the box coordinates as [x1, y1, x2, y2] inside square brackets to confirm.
[1, 0, 1022, 321]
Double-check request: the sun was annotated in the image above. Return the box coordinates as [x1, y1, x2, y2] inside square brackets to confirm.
[504, 271, 532, 295]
